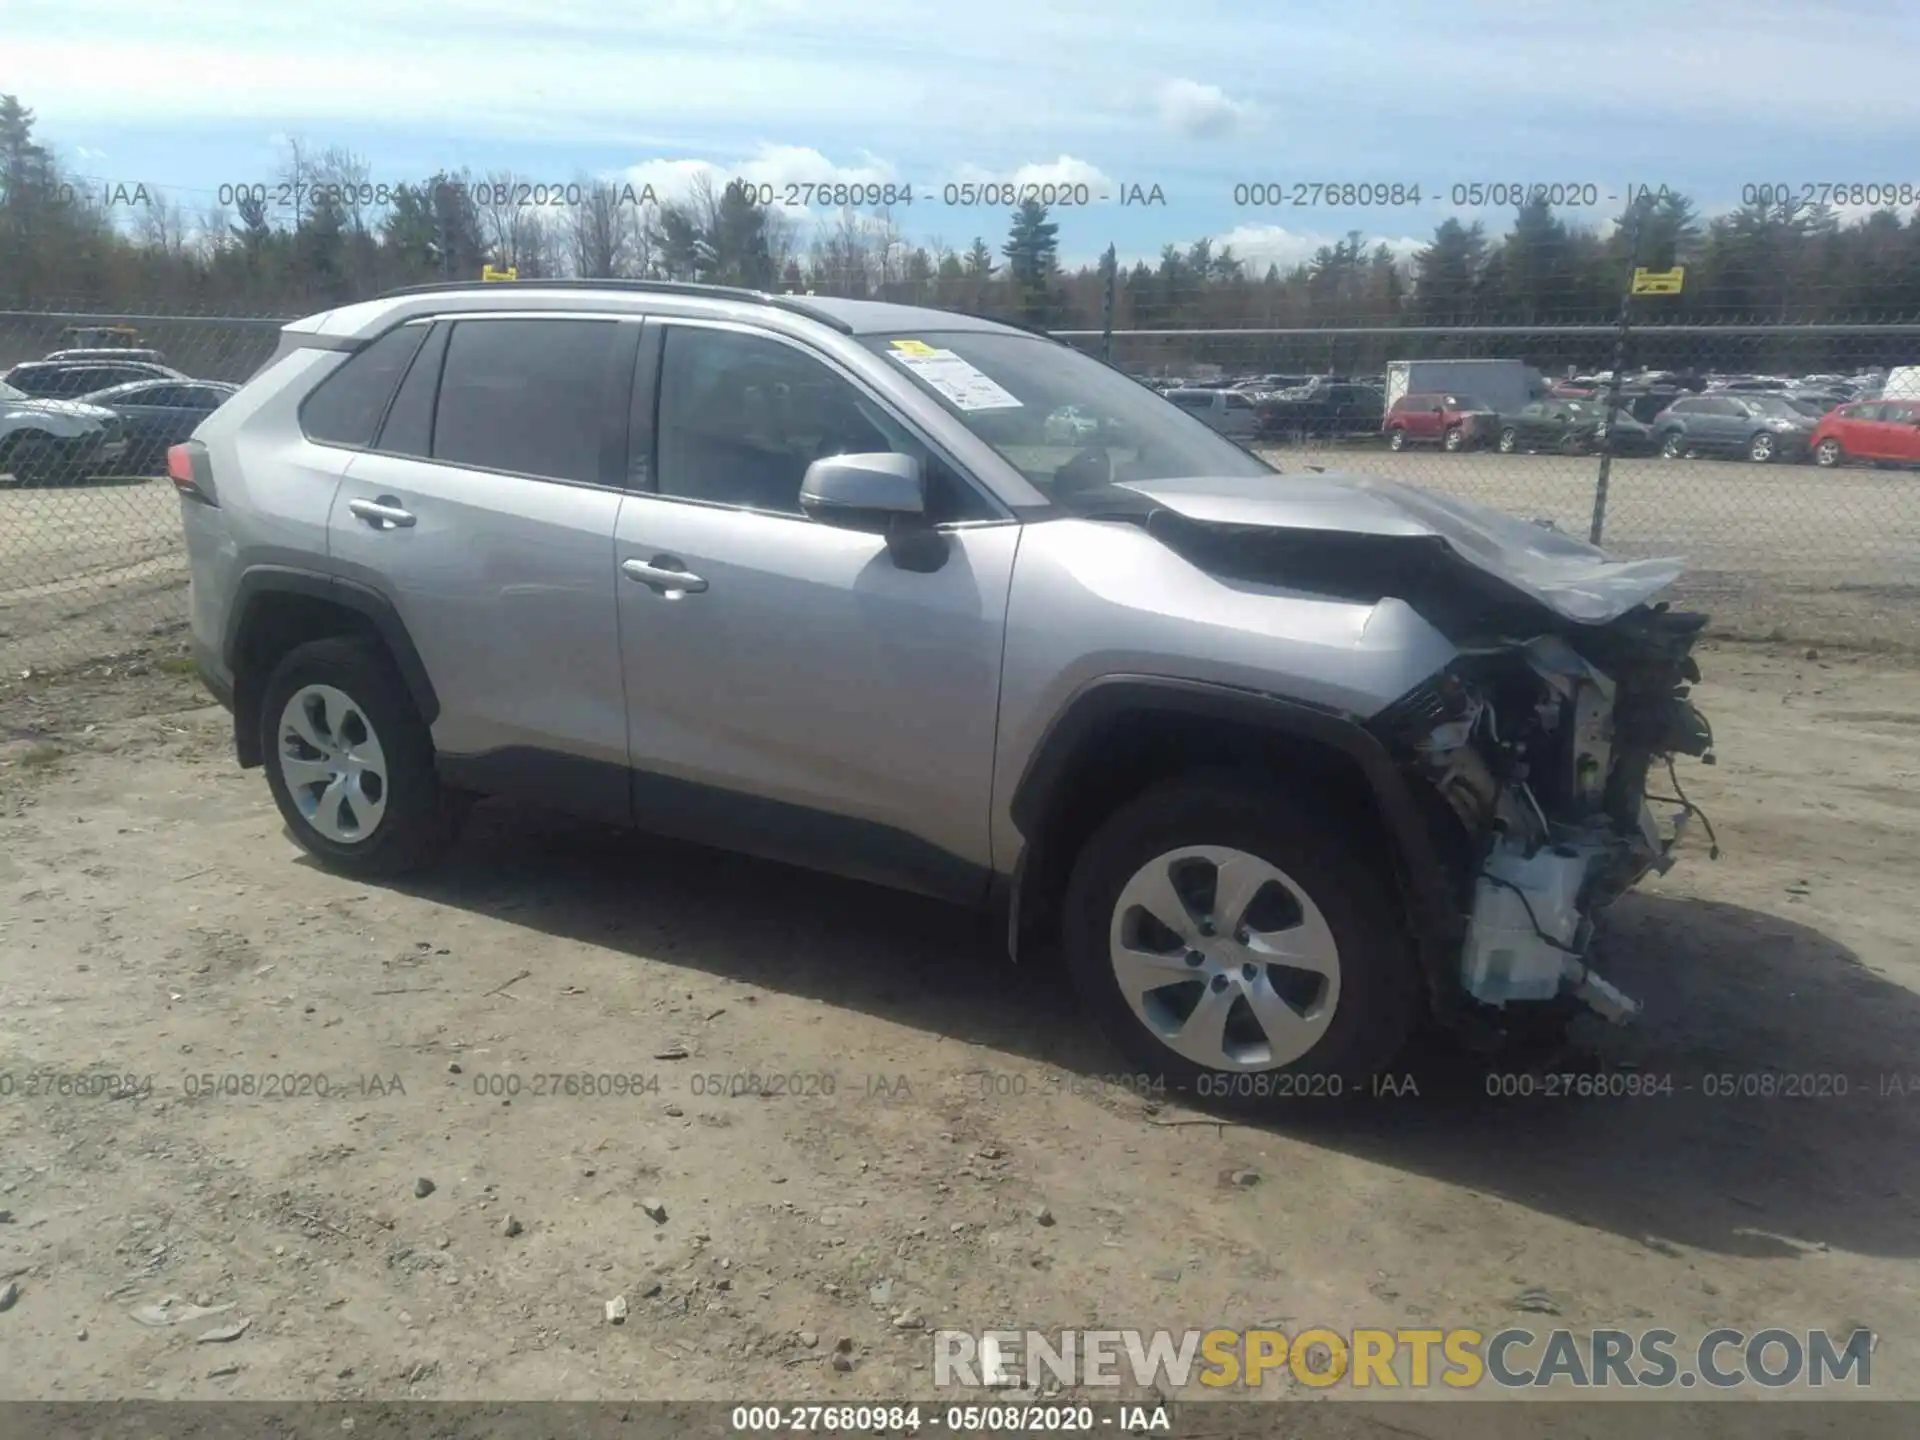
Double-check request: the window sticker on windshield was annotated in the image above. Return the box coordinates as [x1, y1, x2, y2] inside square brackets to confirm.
[889, 349, 1024, 411]
[888, 338, 939, 357]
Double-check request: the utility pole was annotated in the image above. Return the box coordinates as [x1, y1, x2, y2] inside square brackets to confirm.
[1589, 209, 1641, 546]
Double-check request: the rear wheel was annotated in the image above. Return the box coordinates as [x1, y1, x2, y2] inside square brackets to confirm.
[1748, 432, 1777, 463]
[259, 637, 467, 878]
[1442, 425, 1466, 452]
[1814, 437, 1845, 468]
[1387, 427, 1407, 452]
[1061, 776, 1420, 1105]
[1660, 432, 1686, 460]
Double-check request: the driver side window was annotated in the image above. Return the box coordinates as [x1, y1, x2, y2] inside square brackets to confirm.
[655, 326, 992, 523]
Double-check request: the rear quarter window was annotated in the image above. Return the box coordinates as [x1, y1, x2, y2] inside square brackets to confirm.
[298, 323, 432, 448]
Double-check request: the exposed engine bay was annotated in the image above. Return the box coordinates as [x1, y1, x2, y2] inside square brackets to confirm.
[1372, 606, 1717, 1024]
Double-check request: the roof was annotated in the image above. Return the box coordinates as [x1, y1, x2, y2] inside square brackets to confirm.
[355, 279, 1028, 340]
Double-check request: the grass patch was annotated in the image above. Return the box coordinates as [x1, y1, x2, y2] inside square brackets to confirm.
[156, 655, 198, 676]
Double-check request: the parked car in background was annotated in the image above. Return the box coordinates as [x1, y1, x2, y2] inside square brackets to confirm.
[0, 379, 124, 484]
[1650, 394, 1817, 463]
[1495, 399, 1654, 455]
[1163, 386, 1262, 441]
[1809, 399, 1920, 468]
[4, 358, 187, 399]
[81, 379, 238, 473]
[1383, 392, 1499, 451]
[43, 347, 172, 366]
[1258, 378, 1385, 439]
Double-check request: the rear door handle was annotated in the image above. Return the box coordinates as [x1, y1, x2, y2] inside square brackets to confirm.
[348, 496, 416, 529]
[622, 556, 708, 595]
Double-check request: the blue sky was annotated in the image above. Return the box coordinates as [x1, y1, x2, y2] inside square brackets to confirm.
[5, 0, 1919, 271]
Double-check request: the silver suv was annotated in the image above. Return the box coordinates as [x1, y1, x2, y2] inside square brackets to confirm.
[174, 281, 1716, 1095]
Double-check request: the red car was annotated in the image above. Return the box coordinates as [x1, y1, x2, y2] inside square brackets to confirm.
[1808, 399, 1920, 468]
[1383, 392, 1500, 452]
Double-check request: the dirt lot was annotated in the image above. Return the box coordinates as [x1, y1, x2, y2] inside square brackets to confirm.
[0, 639, 1915, 1418]
[5, 445, 1920, 678]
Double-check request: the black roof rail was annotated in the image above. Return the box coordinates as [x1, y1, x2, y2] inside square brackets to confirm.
[372, 278, 855, 334]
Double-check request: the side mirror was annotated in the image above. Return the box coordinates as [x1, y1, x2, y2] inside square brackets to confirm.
[799, 452, 947, 573]
[800, 452, 926, 525]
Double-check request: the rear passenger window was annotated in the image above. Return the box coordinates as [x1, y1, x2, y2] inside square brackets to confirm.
[432, 318, 624, 483]
[376, 323, 449, 458]
[300, 323, 429, 448]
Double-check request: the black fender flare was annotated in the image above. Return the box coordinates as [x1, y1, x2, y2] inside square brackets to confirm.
[1007, 675, 1463, 996]
[224, 566, 439, 764]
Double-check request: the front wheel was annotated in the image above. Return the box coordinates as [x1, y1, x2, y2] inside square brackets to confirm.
[1497, 428, 1518, 454]
[1660, 432, 1686, 460]
[1814, 437, 1844, 468]
[1442, 426, 1466, 452]
[1387, 427, 1407, 452]
[259, 637, 467, 878]
[1061, 776, 1420, 1103]
[1748, 432, 1777, 464]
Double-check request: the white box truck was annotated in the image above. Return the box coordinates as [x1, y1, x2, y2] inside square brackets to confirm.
[1385, 359, 1548, 416]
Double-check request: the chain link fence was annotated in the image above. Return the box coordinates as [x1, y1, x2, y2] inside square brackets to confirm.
[3, 305, 1918, 679]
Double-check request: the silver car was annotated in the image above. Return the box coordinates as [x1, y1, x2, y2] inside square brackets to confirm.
[176, 281, 1715, 1098]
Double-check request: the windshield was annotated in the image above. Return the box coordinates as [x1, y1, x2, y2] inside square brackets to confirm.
[860, 331, 1275, 507]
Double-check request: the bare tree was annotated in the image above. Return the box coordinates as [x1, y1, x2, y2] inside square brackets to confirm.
[316, 146, 374, 237]
[136, 188, 190, 261]
[277, 137, 316, 230]
[569, 181, 636, 278]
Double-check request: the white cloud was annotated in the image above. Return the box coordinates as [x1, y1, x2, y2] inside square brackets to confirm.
[947, 155, 1117, 194]
[618, 144, 900, 212]
[1205, 225, 1424, 274]
[1154, 79, 1250, 139]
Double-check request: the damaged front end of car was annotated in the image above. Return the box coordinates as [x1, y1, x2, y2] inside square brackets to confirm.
[1117, 471, 1721, 1031]
[1371, 609, 1716, 1026]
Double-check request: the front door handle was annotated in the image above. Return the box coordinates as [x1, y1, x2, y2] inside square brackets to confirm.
[622, 556, 708, 595]
[348, 496, 416, 530]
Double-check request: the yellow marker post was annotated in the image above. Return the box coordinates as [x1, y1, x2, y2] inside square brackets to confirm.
[1631, 266, 1685, 296]
[481, 265, 519, 283]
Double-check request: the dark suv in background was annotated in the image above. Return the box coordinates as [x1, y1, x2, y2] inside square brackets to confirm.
[1650, 394, 1818, 463]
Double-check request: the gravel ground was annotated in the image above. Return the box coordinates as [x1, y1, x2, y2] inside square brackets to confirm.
[0, 641, 1915, 1422]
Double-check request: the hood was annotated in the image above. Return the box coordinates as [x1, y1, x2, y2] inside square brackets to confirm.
[1112, 472, 1685, 625]
[4, 396, 116, 422]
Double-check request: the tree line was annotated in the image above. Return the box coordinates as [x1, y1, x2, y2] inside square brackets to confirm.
[5, 93, 1920, 373]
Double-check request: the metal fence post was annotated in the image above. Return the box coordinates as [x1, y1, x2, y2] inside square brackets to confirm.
[1589, 215, 1641, 547]
[1099, 245, 1117, 365]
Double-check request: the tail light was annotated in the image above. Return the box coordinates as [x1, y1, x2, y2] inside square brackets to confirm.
[167, 440, 218, 506]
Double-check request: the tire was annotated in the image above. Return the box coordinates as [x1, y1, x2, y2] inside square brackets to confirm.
[1814, 437, 1844, 468]
[1060, 775, 1420, 1105]
[1387, 427, 1407, 452]
[1497, 428, 1518, 454]
[1442, 426, 1465, 452]
[2, 432, 60, 485]
[1660, 432, 1686, 460]
[259, 636, 466, 878]
[1747, 432, 1777, 464]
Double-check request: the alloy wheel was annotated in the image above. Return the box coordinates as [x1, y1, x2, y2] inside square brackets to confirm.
[1107, 845, 1340, 1071]
[276, 683, 389, 843]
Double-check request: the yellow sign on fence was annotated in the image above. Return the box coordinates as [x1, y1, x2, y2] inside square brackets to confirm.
[481, 265, 518, 282]
[1631, 266, 1685, 295]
